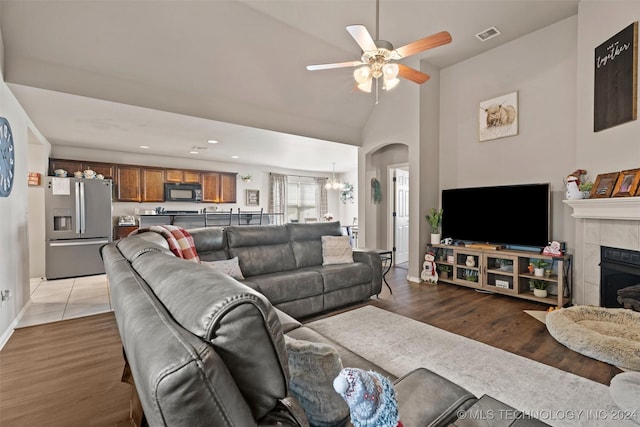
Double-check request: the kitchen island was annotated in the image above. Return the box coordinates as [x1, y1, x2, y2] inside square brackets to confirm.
[138, 211, 284, 228]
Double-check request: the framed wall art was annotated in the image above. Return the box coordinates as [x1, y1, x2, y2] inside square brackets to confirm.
[246, 189, 260, 206]
[478, 91, 519, 142]
[612, 168, 640, 197]
[590, 172, 620, 198]
[594, 22, 638, 132]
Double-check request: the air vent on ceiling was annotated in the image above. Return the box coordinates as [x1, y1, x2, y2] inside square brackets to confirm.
[191, 146, 208, 150]
[475, 26, 501, 42]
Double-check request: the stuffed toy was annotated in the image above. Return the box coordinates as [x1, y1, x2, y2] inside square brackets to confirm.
[333, 367, 403, 427]
[420, 252, 438, 284]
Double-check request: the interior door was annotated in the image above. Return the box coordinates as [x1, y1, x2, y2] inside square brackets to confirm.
[394, 167, 410, 265]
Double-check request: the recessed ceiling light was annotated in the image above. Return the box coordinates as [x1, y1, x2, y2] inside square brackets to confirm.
[475, 26, 501, 42]
[190, 150, 199, 154]
[207, 139, 219, 144]
[139, 145, 150, 149]
[231, 155, 239, 159]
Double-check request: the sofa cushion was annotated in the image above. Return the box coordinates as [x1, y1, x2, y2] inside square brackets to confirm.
[312, 263, 372, 292]
[130, 252, 290, 419]
[321, 236, 354, 265]
[248, 270, 324, 304]
[284, 335, 349, 427]
[189, 226, 228, 261]
[227, 225, 297, 276]
[203, 257, 245, 280]
[288, 221, 343, 268]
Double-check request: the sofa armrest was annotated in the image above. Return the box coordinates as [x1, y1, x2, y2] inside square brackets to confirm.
[352, 249, 382, 295]
[394, 368, 477, 427]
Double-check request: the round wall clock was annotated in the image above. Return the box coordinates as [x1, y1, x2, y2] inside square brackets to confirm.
[0, 117, 15, 197]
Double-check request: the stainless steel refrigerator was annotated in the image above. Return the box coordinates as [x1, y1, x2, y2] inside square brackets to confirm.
[45, 177, 113, 279]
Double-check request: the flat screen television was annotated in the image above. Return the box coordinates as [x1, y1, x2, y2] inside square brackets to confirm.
[441, 183, 550, 248]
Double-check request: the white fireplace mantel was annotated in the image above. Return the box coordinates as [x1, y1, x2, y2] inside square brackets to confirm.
[563, 197, 640, 220]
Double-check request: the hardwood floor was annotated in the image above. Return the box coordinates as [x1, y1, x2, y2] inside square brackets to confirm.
[0, 267, 621, 426]
[0, 312, 131, 426]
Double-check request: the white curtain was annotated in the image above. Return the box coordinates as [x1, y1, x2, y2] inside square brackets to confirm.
[269, 173, 287, 225]
[315, 177, 328, 220]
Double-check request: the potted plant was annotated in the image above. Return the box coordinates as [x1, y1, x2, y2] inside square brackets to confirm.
[531, 259, 547, 277]
[530, 279, 548, 298]
[439, 264, 452, 279]
[425, 208, 443, 245]
[579, 181, 593, 198]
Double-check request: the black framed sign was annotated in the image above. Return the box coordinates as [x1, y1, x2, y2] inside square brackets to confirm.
[594, 22, 638, 132]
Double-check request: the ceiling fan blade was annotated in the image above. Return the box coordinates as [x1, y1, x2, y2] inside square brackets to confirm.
[306, 60, 364, 71]
[398, 63, 430, 84]
[346, 25, 378, 52]
[394, 31, 452, 58]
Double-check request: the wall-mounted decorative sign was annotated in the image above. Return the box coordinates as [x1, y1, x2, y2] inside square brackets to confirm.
[478, 91, 518, 142]
[594, 22, 638, 132]
[246, 189, 259, 206]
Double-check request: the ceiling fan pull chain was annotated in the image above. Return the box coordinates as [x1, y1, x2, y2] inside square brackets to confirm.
[375, 78, 380, 104]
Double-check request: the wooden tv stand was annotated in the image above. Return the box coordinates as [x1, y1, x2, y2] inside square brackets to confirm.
[430, 244, 572, 307]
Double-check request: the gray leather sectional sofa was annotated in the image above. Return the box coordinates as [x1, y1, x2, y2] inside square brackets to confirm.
[101, 222, 549, 427]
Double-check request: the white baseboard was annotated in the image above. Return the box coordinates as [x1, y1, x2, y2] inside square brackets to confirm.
[407, 275, 422, 283]
[0, 300, 31, 351]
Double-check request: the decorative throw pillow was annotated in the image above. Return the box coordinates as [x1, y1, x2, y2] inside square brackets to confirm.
[284, 335, 349, 427]
[203, 257, 245, 280]
[321, 236, 354, 265]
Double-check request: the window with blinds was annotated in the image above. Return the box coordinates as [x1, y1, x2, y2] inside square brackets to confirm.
[287, 176, 318, 222]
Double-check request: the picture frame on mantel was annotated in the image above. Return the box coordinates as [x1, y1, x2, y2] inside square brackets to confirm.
[478, 91, 519, 142]
[594, 22, 638, 132]
[590, 172, 620, 198]
[612, 168, 640, 197]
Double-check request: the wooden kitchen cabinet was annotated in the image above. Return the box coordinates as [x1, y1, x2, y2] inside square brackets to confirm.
[165, 169, 201, 183]
[83, 162, 114, 179]
[201, 172, 237, 203]
[49, 159, 82, 176]
[165, 169, 184, 182]
[183, 170, 201, 183]
[201, 172, 221, 202]
[220, 173, 237, 203]
[116, 166, 142, 201]
[141, 168, 165, 202]
[49, 159, 115, 179]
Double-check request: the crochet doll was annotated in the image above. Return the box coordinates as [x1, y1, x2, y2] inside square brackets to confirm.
[333, 367, 403, 427]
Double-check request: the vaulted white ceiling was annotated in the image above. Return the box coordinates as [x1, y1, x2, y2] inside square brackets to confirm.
[0, 0, 579, 173]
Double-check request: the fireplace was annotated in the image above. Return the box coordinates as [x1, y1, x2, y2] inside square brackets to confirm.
[600, 246, 640, 308]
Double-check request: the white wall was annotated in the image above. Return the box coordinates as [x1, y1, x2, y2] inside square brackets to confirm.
[439, 16, 578, 249]
[576, 1, 640, 173]
[0, 69, 50, 341]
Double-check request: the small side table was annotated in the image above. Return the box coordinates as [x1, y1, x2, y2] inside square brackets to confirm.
[374, 249, 393, 294]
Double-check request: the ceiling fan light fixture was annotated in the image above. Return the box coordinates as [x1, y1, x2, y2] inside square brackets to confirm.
[383, 76, 400, 91]
[354, 66, 371, 84]
[357, 79, 373, 93]
[382, 63, 399, 79]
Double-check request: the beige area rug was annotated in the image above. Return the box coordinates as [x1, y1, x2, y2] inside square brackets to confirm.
[525, 309, 548, 324]
[306, 306, 637, 427]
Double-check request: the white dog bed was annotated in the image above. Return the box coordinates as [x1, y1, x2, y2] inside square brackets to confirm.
[546, 306, 640, 371]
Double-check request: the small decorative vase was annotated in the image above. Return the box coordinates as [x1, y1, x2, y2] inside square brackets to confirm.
[431, 233, 441, 245]
[534, 268, 544, 277]
[441, 271, 449, 279]
[533, 288, 547, 298]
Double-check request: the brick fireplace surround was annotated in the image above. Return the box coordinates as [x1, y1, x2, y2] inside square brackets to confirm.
[564, 197, 640, 306]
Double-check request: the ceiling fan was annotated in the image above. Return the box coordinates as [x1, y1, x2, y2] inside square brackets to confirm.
[306, 0, 452, 96]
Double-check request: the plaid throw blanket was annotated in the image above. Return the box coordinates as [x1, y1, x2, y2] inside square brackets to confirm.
[129, 225, 200, 262]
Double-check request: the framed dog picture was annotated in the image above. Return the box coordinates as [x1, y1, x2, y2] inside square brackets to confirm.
[478, 91, 519, 142]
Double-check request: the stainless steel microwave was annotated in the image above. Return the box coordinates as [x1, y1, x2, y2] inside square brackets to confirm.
[164, 183, 202, 202]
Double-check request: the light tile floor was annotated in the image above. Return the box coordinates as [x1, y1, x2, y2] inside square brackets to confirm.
[17, 274, 112, 328]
